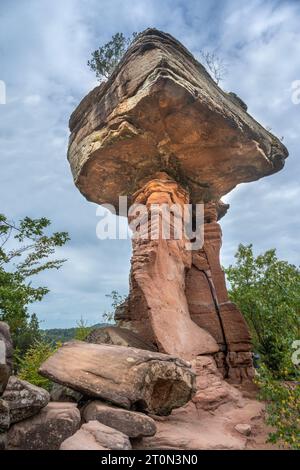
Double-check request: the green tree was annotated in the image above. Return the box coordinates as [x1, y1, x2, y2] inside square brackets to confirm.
[0, 214, 69, 357]
[88, 32, 138, 81]
[225, 244, 300, 449]
[17, 338, 60, 390]
[225, 244, 300, 376]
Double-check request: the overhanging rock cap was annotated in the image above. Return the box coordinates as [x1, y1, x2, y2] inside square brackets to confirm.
[68, 28, 288, 211]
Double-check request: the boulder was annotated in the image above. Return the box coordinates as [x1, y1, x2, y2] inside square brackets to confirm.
[0, 322, 13, 395]
[39, 341, 196, 415]
[7, 402, 80, 450]
[50, 383, 83, 403]
[60, 420, 131, 450]
[82, 400, 156, 438]
[2, 376, 50, 423]
[0, 398, 10, 431]
[235, 423, 252, 436]
[86, 325, 157, 352]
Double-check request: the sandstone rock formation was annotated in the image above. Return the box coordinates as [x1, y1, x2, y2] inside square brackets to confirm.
[191, 356, 241, 411]
[0, 322, 13, 396]
[82, 400, 157, 438]
[39, 341, 196, 415]
[2, 376, 50, 424]
[67, 28, 288, 379]
[60, 420, 132, 450]
[7, 402, 81, 450]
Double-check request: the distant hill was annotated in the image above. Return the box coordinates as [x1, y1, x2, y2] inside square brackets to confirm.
[41, 323, 108, 344]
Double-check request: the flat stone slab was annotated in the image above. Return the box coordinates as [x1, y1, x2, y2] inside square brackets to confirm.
[39, 341, 196, 415]
[60, 420, 131, 450]
[82, 400, 156, 438]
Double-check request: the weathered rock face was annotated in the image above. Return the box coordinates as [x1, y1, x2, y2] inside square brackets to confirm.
[60, 420, 132, 450]
[82, 400, 157, 438]
[68, 29, 288, 209]
[7, 402, 80, 450]
[85, 325, 157, 351]
[39, 341, 196, 415]
[191, 356, 242, 411]
[185, 202, 254, 379]
[0, 322, 13, 396]
[2, 376, 50, 424]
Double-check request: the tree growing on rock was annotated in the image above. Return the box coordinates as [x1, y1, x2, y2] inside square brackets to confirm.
[88, 32, 138, 81]
[88, 31, 227, 86]
[0, 214, 69, 357]
[198, 50, 227, 84]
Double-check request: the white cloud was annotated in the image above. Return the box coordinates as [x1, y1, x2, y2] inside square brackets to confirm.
[23, 94, 41, 105]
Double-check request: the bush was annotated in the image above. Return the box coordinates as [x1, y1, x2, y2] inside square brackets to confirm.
[74, 317, 92, 341]
[17, 338, 60, 390]
[256, 365, 300, 449]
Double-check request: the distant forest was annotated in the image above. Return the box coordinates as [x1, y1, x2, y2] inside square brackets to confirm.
[42, 323, 107, 343]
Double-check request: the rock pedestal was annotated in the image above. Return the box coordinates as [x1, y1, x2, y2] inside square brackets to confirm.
[67, 28, 288, 382]
[117, 173, 219, 359]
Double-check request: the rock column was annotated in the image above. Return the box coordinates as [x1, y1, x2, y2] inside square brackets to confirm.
[116, 173, 219, 360]
[186, 202, 254, 381]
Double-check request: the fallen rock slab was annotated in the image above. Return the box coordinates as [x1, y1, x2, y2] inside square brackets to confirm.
[0, 322, 13, 395]
[82, 400, 156, 438]
[7, 402, 80, 450]
[3, 376, 50, 423]
[60, 420, 131, 450]
[39, 341, 196, 415]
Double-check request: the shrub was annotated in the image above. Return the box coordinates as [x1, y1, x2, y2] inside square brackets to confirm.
[17, 338, 60, 390]
[256, 364, 300, 449]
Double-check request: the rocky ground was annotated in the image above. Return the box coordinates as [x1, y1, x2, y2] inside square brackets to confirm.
[1, 322, 280, 451]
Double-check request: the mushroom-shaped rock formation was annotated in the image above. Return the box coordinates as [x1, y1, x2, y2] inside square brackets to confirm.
[67, 29, 288, 378]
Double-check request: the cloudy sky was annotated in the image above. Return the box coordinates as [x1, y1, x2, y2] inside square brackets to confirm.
[1, 0, 299, 328]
